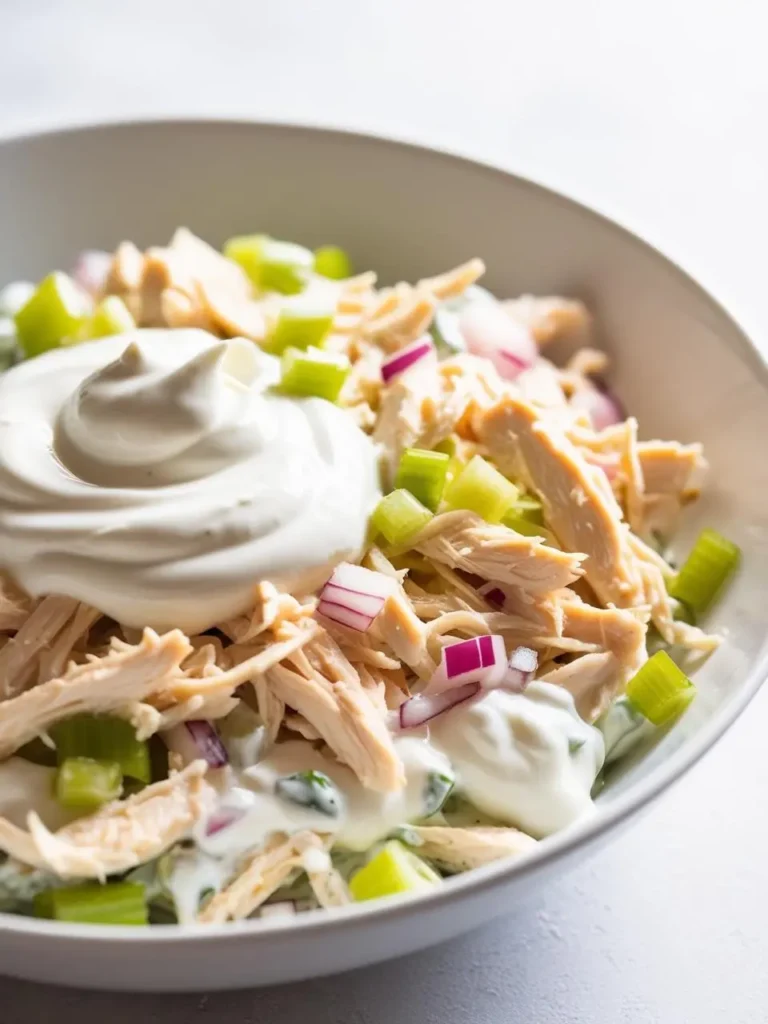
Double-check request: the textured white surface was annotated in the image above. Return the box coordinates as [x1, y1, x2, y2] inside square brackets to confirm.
[2, 0, 768, 1019]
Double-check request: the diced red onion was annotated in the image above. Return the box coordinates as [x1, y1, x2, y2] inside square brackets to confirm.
[72, 250, 112, 297]
[478, 582, 506, 610]
[318, 562, 396, 632]
[381, 336, 436, 383]
[397, 681, 481, 729]
[459, 302, 537, 381]
[504, 646, 538, 692]
[427, 634, 507, 695]
[163, 720, 229, 769]
[260, 901, 297, 919]
[570, 384, 623, 431]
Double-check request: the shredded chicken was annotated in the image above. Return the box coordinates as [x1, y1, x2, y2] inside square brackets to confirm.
[0, 762, 213, 879]
[502, 295, 592, 348]
[198, 831, 329, 923]
[0, 596, 83, 701]
[411, 825, 536, 871]
[414, 510, 583, 594]
[479, 396, 643, 607]
[218, 583, 315, 644]
[541, 652, 620, 722]
[0, 574, 34, 632]
[0, 629, 191, 760]
[265, 637, 404, 792]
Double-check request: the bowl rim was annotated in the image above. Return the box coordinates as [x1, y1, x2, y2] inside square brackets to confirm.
[0, 115, 766, 944]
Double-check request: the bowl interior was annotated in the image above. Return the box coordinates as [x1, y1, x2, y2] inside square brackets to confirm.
[0, 121, 766, 816]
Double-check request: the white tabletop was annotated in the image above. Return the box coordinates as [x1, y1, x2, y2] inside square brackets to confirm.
[3, 1, 768, 1020]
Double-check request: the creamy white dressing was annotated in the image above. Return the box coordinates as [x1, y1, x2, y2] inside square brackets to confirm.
[598, 696, 653, 765]
[428, 682, 604, 838]
[167, 685, 603, 919]
[0, 329, 381, 632]
[0, 757, 78, 830]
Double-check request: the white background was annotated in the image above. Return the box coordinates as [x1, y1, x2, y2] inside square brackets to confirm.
[2, 1, 768, 1020]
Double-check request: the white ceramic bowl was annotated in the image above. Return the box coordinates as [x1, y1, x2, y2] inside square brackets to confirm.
[0, 120, 766, 992]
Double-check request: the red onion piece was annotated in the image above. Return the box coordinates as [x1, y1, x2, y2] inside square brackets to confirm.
[163, 720, 229, 769]
[504, 646, 538, 692]
[72, 250, 112, 297]
[381, 336, 436, 383]
[427, 634, 507, 695]
[570, 384, 623, 431]
[459, 302, 537, 381]
[205, 805, 247, 837]
[318, 563, 396, 632]
[398, 681, 481, 729]
[478, 582, 506, 610]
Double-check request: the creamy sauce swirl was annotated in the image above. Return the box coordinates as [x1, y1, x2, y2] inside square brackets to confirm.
[0, 330, 381, 631]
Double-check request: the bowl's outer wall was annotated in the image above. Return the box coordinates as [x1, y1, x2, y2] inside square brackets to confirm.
[0, 121, 766, 990]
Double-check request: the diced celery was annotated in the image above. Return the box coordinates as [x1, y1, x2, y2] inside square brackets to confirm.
[442, 454, 519, 523]
[513, 495, 544, 525]
[34, 881, 148, 925]
[313, 245, 352, 281]
[14, 272, 90, 357]
[668, 529, 741, 615]
[55, 757, 122, 810]
[51, 714, 151, 783]
[224, 235, 313, 295]
[77, 296, 135, 342]
[350, 841, 441, 901]
[394, 448, 450, 512]
[279, 346, 349, 401]
[371, 489, 433, 546]
[501, 509, 548, 539]
[625, 650, 696, 726]
[264, 307, 334, 355]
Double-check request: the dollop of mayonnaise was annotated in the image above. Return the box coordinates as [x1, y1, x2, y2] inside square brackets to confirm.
[429, 682, 605, 837]
[0, 330, 381, 632]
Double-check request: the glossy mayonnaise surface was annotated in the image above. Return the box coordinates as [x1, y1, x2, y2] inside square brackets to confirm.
[0, 329, 381, 632]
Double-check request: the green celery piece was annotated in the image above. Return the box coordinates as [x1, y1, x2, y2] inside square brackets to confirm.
[501, 509, 549, 540]
[14, 272, 90, 357]
[442, 454, 519, 523]
[625, 650, 696, 726]
[350, 841, 441, 902]
[50, 714, 151, 782]
[78, 296, 136, 341]
[55, 757, 122, 810]
[371, 489, 433, 546]
[264, 307, 334, 355]
[313, 245, 352, 281]
[34, 881, 148, 925]
[224, 235, 313, 295]
[279, 346, 349, 401]
[513, 495, 544, 525]
[668, 528, 741, 615]
[394, 448, 450, 512]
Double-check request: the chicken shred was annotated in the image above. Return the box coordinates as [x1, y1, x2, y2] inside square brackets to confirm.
[410, 825, 537, 871]
[0, 762, 214, 879]
[198, 831, 330, 923]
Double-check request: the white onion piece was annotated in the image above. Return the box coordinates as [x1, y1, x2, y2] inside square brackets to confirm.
[163, 720, 229, 769]
[72, 250, 112, 297]
[459, 302, 537, 381]
[504, 646, 538, 692]
[318, 562, 396, 632]
[381, 335, 437, 383]
[570, 384, 623, 430]
[397, 682, 481, 730]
